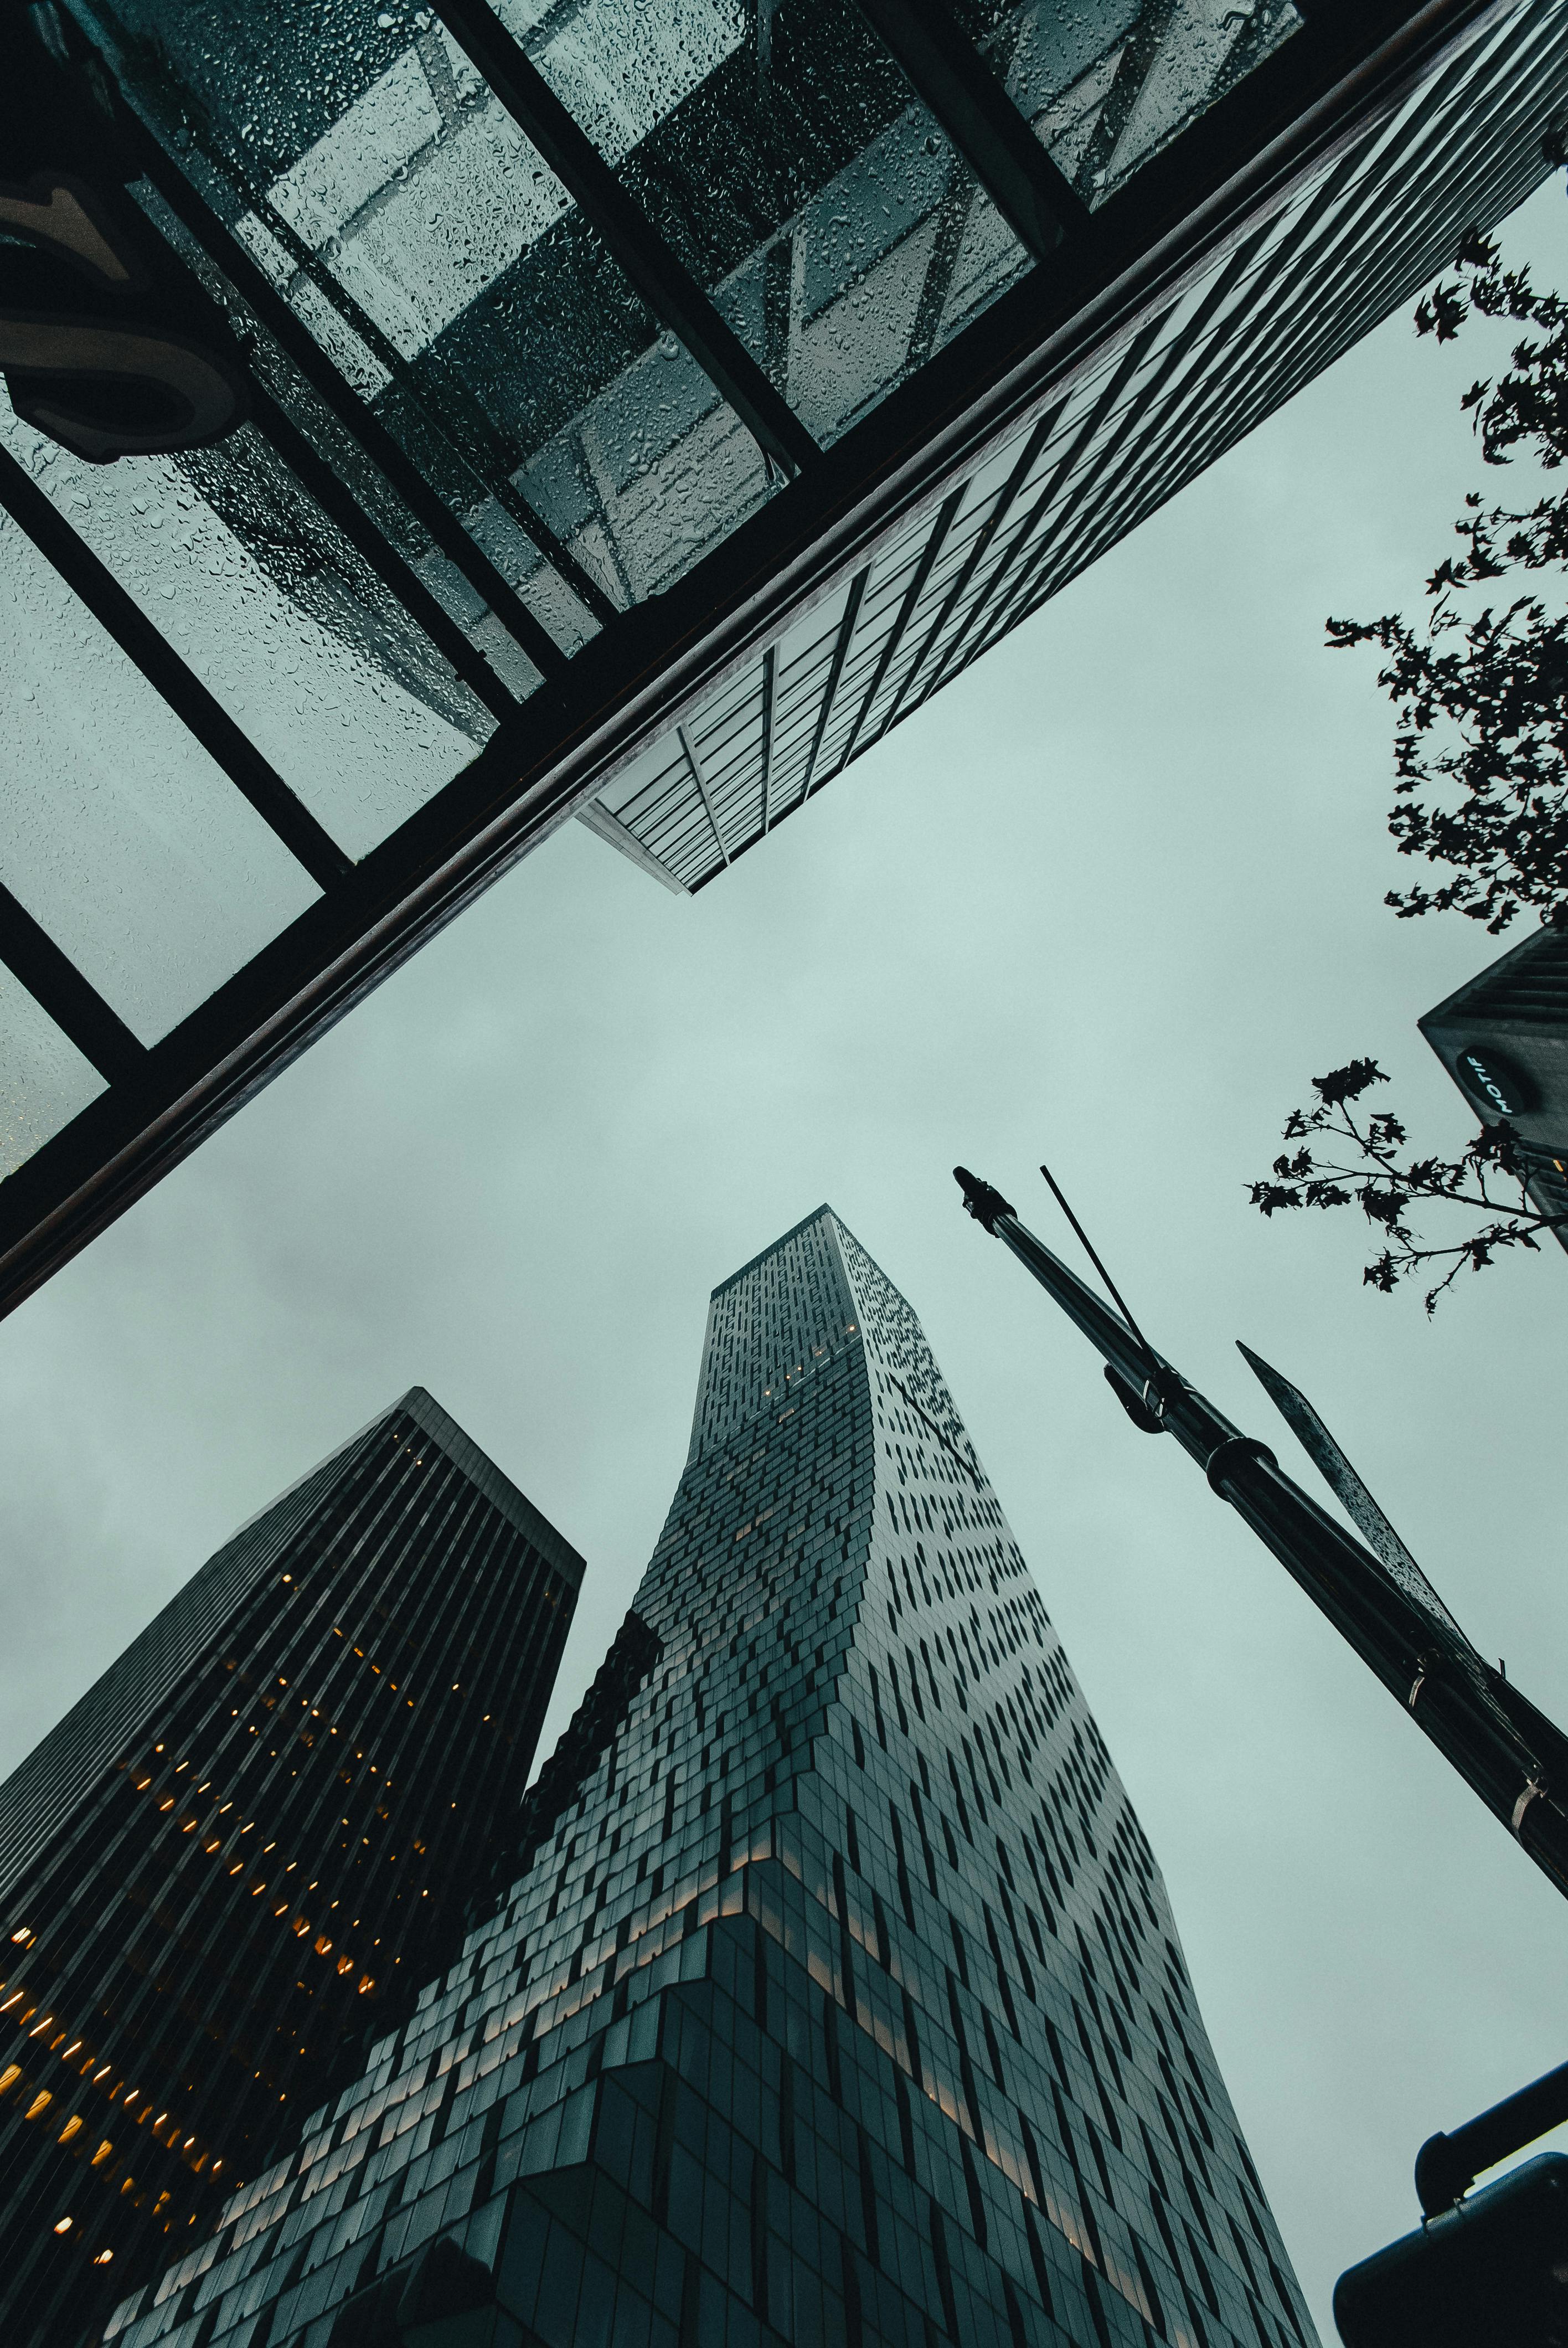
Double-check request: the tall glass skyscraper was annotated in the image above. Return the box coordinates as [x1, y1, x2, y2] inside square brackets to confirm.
[102, 1213, 1312, 2348]
[0, 1387, 582, 2348]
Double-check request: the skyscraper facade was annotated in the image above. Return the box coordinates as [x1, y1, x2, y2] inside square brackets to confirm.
[1421, 923, 1568, 1253]
[3, 0, 1565, 1319]
[102, 1213, 1313, 2348]
[0, 1387, 582, 2348]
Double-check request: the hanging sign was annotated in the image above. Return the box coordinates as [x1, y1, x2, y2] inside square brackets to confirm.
[1453, 1042, 1535, 1121]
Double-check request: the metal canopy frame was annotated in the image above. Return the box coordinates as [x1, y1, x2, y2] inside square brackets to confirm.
[0, 0, 1533, 1319]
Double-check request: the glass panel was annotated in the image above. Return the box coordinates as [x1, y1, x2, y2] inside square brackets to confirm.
[958, 0, 1303, 208]
[0, 509, 319, 1045]
[0, 406, 496, 863]
[73, 0, 777, 607]
[503, 0, 1035, 446]
[0, 967, 107, 1182]
[140, 178, 561, 697]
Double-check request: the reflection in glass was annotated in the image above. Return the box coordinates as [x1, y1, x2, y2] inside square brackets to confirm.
[508, 0, 1035, 446]
[78, 0, 777, 608]
[959, 0, 1303, 207]
[0, 510, 319, 1044]
[509, 0, 1042, 446]
[0, 968, 107, 1182]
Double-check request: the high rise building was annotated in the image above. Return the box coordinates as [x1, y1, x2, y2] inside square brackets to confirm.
[2, 0, 1565, 1317]
[0, 1387, 582, 2348]
[102, 1211, 1313, 2348]
[1421, 923, 1568, 1252]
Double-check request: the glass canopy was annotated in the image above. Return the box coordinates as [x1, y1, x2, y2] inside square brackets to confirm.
[0, 0, 1560, 1312]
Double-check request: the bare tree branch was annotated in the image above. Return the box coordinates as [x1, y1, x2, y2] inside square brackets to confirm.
[1250, 1059, 1564, 1313]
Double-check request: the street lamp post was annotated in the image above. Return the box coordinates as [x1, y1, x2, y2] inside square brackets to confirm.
[952, 1165, 1568, 1906]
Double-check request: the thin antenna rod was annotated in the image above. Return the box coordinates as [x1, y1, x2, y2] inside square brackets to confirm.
[1037, 1159, 1162, 1374]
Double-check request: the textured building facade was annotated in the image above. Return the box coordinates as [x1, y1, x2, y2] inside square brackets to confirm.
[3, 0, 1567, 1317]
[0, 1387, 582, 2348]
[1421, 923, 1568, 1253]
[102, 1212, 1313, 2348]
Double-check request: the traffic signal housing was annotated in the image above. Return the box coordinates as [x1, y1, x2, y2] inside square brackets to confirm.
[1334, 2153, 1568, 2347]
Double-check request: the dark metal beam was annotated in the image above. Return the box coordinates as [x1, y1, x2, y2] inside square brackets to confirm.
[760, 646, 778, 835]
[130, 140, 569, 682]
[0, 882, 147, 1087]
[428, 0, 820, 481]
[0, 444, 351, 894]
[853, 0, 1091, 256]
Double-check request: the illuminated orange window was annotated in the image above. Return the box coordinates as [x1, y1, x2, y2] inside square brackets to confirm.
[0, 2064, 20, 2095]
[90, 2142, 114, 2167]
[58, 2115, 82, 2144]
[24, 2090, 52, 2120]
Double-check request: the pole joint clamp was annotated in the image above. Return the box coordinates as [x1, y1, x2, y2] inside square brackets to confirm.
[1204, 1435, 1277, 1494]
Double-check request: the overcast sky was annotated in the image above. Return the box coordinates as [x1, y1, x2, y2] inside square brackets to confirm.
[5, 177, 1567, 2345]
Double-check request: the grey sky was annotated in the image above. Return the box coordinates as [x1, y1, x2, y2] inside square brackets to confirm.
[4, 178, 1566, 2345]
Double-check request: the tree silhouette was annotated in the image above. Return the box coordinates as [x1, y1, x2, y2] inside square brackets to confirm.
[1251, 221, 1568, 1307]
[1250, 1057, 1561, 1314]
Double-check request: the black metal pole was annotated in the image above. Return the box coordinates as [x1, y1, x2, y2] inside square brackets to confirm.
[952, 1167, 1568, 1907]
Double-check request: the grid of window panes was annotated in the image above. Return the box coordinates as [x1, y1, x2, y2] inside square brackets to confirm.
[0, 1388, 582, 2348]
[101, 1212, 1313, 2348]
[588, 0, 1568, 889]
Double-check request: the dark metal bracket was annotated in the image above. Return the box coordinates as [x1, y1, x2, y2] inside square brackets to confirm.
[1416, 2061, 1568, 2218]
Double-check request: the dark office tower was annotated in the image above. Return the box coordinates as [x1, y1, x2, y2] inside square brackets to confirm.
[102, 1212, 1312, 2348]
[1421, 923, 1568, 1252]
[0, 1387, 582, 2348]
[2, 0, 1564, 1317]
